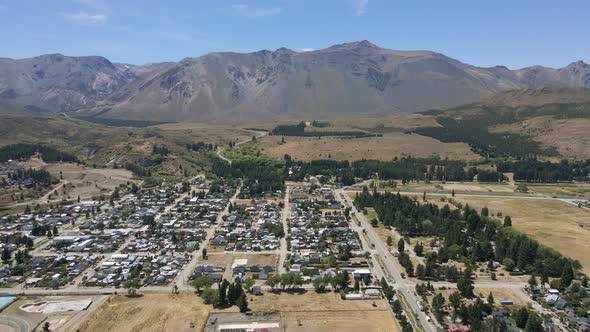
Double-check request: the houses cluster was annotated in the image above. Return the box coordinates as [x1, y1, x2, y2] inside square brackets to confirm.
[210, 200, 283, 252]
[288, 191, 361, 259]
[51, 230, 131, 253]
[191, 264, 226, 283]
[24, 254, 100, 288]
[231, 259, 276, 281]
[85, 253, 188, 287]
[532, 285, 590, 331]
[124, 229, 206, 253]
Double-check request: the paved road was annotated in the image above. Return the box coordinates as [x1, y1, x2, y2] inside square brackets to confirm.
[278, 187, 291, 273]
[0, 314, 32, 332]
[336, 189, 436, 332]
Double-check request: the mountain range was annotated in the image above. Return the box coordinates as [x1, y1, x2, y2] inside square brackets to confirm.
[1, 41, 589, 122]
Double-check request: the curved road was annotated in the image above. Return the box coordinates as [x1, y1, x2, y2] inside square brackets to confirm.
[216, 129, 268, 165]
[0, 314, 31, 332]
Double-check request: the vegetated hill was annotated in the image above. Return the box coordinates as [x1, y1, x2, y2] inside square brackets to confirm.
[414, 87, 590, 158]
[1, 41, 589, 122]
[0, 54, 167, 114]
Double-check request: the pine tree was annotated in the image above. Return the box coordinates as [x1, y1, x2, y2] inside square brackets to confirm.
[237, 292, 248, 313]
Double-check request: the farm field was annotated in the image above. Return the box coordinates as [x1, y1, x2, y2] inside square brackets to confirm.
[259, 132, 479, 161]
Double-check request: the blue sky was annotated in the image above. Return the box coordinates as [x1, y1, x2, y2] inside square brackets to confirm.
[1, 0, 588, 69]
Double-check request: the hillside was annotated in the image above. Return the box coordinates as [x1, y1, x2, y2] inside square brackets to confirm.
[413, 87, 590, 158]
[1, 41, 589, 122]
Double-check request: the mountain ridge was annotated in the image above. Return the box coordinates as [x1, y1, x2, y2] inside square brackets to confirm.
[1, 41, 589, 122]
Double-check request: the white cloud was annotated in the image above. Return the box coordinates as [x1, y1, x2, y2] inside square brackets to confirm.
[353, 0, 368, 16]
[61, 11, 108, 25]
[301, 48, 315, 52]
[231, 4, 282, 18]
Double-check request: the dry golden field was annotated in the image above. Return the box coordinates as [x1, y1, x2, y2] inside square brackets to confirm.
[260, 133, 478, 161]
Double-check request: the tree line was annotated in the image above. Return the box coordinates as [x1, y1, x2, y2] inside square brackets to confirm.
[498, 159, 590, 182]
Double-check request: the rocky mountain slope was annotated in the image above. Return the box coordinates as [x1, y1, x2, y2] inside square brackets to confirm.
[1, 41, 589, 122]
[0, 54, 166, 114]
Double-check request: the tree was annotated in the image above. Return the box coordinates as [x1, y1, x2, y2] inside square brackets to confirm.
[43, 321, 51, 332]
[202, 248, 208, 259]
[370, 218, 379, 227]
[449, 291, 462, 319]
[528, 274, 538, 289]
[431, 293, 445, 312]
[237, 292, 248, 313]
[560, 262, 574, 288]
[1, 247, 11, 263]
[503, 216, 512, 227]
[52, 225, 58, 236]
[192, 276, 213, 293]
[244, 278, 255, 292]
[514, 307, 529, 328]
[414, 242, 424, 256]
[457, 275, 474, 298]
[201, 287, 220, 306]
[123, 278, 141, 296]
[266, 274, 281, 291]
[525, 313, 543, 332]
[386, 236, 393, 247]
[487, 292, 495, 306]
[397, 238, 405, 253]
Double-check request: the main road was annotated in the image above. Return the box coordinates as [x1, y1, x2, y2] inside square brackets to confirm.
[336, 188, 436, 332]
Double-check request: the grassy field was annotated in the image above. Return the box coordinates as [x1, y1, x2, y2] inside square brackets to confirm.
[259, 132, 479, 161]
[69, 291, 398, 332]
[428, 195, 590, 274]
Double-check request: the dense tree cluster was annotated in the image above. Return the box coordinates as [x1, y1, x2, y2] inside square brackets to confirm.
[414, 115, 558, 158]
[5, 168, 56, 186]
[354, 188, 580, 282]
[498, 159, 590, 182]
[271, 121, 379, 138]
[0, 143, 79, 163]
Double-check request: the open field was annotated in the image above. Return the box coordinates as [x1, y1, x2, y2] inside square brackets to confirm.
[259, 133, 479, 161]
[156, 123, 254, 146]
[378, 181, 517, 195]
[250, 291, 399, 332]
[69, 291, 398, 332]
[425, 195, 590, 274]
[67, 292, 231, 332]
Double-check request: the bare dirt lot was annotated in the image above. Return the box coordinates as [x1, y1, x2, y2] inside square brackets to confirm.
[260, 133, 478, 161]
[19, 159, 139, 202]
